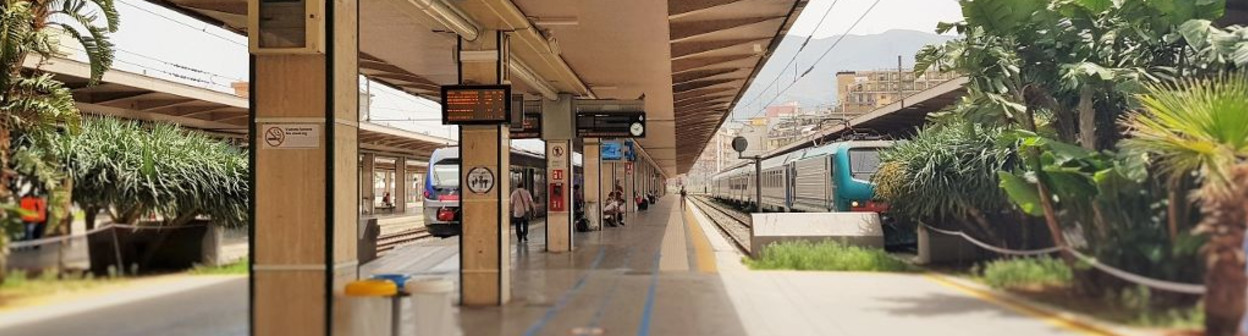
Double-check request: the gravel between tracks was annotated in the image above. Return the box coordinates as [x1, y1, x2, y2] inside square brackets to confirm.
[689, 196, 753, 254]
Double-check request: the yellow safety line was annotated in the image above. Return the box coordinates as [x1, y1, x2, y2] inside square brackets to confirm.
[923, 273, 1119, 336]
[683, 205, 718, 273]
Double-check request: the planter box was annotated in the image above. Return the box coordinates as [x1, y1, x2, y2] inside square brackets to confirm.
[87, 222, 208, 275]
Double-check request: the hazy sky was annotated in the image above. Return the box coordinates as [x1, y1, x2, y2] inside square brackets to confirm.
[793, 0, 964, 38]
[92, 0, 965, 152]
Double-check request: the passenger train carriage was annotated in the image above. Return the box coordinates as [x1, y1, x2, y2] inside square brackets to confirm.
[423, 147, 582, 238]
[711, 140, 892, 213]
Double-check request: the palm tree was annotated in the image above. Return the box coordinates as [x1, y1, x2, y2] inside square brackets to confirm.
[1122, 73, 1248, 336]
[0, 0, 119, 280]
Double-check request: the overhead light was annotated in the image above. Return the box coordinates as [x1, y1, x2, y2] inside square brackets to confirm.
[510, 58, 559, 100]
[532, 16, 579, 26]
[752, 43, 763, 53]
[406, 0, 481, 41]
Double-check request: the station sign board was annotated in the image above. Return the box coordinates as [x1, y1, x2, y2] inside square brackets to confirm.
[510, 98, 542, 139]
[441, 85, 511, 125]
[576, 111, 645, 138]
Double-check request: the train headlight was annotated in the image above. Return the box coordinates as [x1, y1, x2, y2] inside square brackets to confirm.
[851, 201, 861, 208]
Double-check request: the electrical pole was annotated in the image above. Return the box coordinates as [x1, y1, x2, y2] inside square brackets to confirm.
[898, 55, 905, 108]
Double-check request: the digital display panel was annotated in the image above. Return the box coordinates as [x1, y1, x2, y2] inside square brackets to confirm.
[601, 140, 623, 161]
[511, 99, 542, 139]
[441, 85, 511, 125]
[576, 111, 645, 138]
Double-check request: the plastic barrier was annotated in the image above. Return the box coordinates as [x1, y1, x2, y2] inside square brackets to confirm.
[344, 278, 400, 336]
[405, 278, 457, 336]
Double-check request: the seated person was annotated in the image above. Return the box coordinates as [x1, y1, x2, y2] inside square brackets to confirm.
[603, 193, 622, 227]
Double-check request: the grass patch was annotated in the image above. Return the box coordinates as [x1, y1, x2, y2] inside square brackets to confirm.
[0, 269, 121, 308]
[975, 256, 1072, 289]
[745, 240, 912, 272]
[189, 258, 248, 275]
[967, 257, 1201, 330]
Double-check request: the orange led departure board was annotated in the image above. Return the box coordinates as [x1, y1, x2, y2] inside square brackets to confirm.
[441, 85, 511, 124]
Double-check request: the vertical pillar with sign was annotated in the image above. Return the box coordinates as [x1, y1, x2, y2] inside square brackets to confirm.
[394, 157, 407, 214]
[446, 31, 511, 306]
[248, 0, 359, 333]
[583, 139, 601, 230]
[542, 94, 574, 252]
[361, 153, 375, 214]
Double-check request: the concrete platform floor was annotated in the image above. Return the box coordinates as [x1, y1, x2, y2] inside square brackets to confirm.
[363, 197, 1097, 336]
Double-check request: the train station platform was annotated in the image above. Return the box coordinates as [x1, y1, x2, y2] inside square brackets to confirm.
[363, 197, 1115, 336]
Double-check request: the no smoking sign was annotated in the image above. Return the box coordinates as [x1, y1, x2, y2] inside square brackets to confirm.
[260, 124, 321, 149]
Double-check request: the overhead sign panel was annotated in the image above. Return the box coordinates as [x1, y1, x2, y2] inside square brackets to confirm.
[511, 99, 542, 139]
[576, 112, 645, 138]
[441, 85, 511, 125]
[575, 99, 646, 138]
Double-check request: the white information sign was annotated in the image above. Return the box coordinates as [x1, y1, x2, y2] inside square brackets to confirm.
[467, 166, 495, 194]
[261, 124, 321, 149]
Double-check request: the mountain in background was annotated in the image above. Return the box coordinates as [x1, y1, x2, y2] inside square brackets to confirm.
[730, 29, 956, 119]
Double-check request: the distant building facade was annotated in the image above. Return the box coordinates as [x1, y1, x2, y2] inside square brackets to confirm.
[835, 69, 958, 116]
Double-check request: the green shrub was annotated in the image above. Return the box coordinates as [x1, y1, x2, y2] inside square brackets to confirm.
[746, 241, 912, 272]
[189, 258, 248, 275]
[976, 256, 1072, 289]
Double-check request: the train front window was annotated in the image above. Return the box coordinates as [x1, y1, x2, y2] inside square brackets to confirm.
[848, 148, 883, 180]
[431, 160, 460, 188]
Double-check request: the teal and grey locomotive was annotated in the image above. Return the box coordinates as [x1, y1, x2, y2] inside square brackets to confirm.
[711, 140, 892, 214]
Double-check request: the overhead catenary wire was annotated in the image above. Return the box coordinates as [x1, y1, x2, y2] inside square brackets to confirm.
[57, 44, 234, 90]
[116, 0, 247, 48]
[737, 0, 883, 122]
[733, 0, 843, 117]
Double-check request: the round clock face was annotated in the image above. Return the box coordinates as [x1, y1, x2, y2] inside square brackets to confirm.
[629, 122, 644, 136]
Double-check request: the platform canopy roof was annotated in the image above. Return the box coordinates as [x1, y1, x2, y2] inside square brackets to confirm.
[29, 57, 454, 159]
[145, 0, 808, 177]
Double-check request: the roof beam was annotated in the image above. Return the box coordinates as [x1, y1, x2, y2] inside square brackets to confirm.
[673, 87, 735, 102]
[674, 93, 734, 106]
[673, 77, 741, 92]
[672, 54, 756, 73]
[669, 16, 784, 42]
[86, 91, 161, 105]
[669, 0, 741, 18]
[137, 98, 201, 111]
[672, 68, 741, 86]
[670, 38, 767, 60]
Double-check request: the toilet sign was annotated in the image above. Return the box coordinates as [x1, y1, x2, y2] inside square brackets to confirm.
[466, 166, 495, 194]
[261, 124, 320, 149]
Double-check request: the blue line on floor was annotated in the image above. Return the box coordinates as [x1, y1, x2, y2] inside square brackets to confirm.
[636, 250, 662, 336]
[523, 247, 607, 336]
[585, 246, 638, 329]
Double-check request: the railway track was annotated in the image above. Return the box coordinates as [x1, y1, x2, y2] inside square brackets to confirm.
[377, 227, 432, 255]
[689, 196, 752, 254]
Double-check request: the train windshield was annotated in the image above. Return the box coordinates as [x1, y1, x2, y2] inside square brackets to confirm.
[431, 159, 460, 188]
[848, 148, 883, 180]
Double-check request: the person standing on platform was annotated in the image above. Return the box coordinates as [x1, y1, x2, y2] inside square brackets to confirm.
[510, 181, 535, 243]
[20, 194, 47, 241]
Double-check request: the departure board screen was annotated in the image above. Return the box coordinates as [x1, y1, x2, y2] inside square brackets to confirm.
[441, 85, 511, 124]
[576, 111, 645, 138]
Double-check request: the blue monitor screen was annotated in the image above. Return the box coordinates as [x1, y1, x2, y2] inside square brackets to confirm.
[601, 141, 623, 161]
[623, 140, 636, 161]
